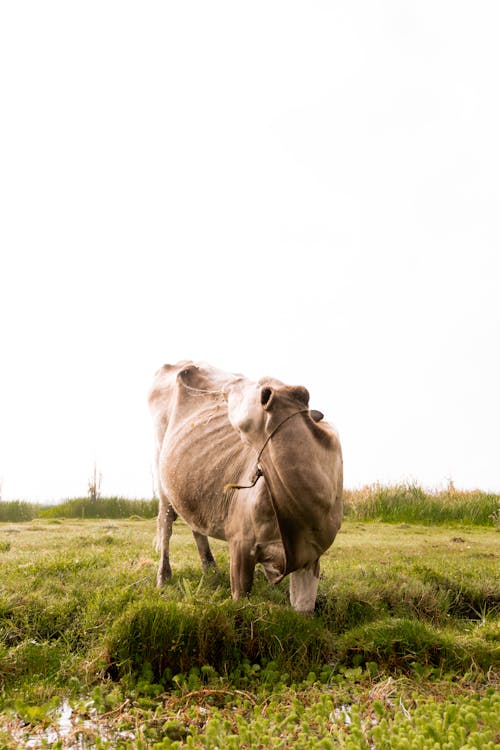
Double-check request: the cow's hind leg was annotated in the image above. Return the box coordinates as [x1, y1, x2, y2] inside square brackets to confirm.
[192, 531, 217, 572]
[156, 496, 177, 587]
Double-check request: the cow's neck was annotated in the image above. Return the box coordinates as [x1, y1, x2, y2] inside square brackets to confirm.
[259, 425, 334, 574]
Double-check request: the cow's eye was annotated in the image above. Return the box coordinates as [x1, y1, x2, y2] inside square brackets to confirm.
[260, 387, 273, 408]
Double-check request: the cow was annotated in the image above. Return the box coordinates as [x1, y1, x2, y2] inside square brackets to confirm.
[148, 360, 343, 614]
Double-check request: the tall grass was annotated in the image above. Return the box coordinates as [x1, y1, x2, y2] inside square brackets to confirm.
[344, 483, 500, 526]
[0, 501, 38, 522]
[38, 497, 158, 520]
[2, 485, 498, 524]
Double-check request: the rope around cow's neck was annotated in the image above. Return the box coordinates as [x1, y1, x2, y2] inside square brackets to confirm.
[180, 379, 309, 492]
[224, 408, 310, 493]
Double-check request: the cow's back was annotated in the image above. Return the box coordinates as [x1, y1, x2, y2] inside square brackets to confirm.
[149, 361, 254, 538]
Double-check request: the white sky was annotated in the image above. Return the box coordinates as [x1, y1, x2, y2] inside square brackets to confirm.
[1, 2, 499, 502]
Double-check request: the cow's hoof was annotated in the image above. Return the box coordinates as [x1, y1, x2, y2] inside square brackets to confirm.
[157, 569, 172, 587]
[201, 559, 218, 573]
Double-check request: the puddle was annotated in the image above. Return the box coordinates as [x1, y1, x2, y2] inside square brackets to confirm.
[12, 700, 135, 749]
[24, 701, 73, 748]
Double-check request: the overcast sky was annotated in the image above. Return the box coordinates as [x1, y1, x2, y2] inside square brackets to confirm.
[1, 2, 499, 502]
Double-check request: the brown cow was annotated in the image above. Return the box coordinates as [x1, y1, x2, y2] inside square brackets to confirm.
[148, 360, 343, 613]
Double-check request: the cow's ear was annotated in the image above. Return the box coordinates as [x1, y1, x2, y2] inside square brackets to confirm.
[291, 386, 310, 407]
[260, 386, 274, 410]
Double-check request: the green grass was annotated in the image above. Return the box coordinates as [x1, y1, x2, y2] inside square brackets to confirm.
[344, 483, 500, 526]
[0, 514, 498, 748]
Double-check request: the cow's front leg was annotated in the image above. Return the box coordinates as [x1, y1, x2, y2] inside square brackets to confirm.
[289, 560, 320, 614]
[228, 539, 256, 600]
[192, 531, 217, 572]
[156, 496, 177, 587]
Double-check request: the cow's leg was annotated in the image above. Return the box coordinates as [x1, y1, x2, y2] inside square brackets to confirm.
[156, 495, 177, 587]
[289, 560, 320, 614]
[228, 539, 256, 600]
[192, 531, 217, 572]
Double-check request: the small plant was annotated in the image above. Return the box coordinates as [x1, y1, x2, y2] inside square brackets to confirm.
[489, 505, 500, 527]
[88, 462, 102, 504]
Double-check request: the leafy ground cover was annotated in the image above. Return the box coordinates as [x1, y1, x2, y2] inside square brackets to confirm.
[0, 511, 498, 748]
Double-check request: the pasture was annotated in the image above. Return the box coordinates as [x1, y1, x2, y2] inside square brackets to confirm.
[0, 492, 498, 748]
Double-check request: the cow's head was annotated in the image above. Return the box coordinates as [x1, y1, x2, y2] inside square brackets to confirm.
[225, 375, 341, 584]
[225, 377, 324, 451]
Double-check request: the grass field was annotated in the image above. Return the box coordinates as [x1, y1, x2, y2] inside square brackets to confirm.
[0, 496, 498, 748]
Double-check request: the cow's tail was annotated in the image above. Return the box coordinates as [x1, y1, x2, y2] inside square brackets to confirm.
[153, 530, 160, 553]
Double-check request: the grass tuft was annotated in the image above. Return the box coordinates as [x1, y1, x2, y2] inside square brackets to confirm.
[104, 598, 334, 684]
[335, 617, 496, 672]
